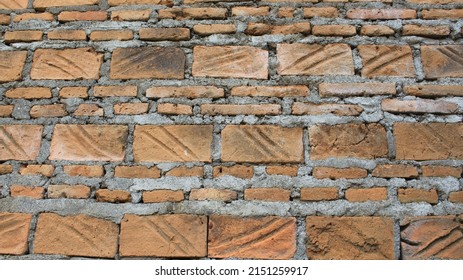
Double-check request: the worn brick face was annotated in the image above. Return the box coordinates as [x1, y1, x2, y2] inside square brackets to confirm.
[0, 125, 43, 161]
[34, 0, 98, 9]
[359, 45, 415, 77]
[0, 0, 28, 9]
[0, 213, 32, 255]
[421, 45, 463, 79]
[0, 51, 27, 83]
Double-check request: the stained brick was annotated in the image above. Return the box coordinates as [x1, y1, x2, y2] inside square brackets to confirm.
[159, 8, 227, 19]
[190, 189, 237, 202]
[48, 30, 87, 41]
[74, 104, 104, 116]
[277, 43, 354, 76]
[20, 164, 54, 177]
[358, 45, 415, 78]
[120, 214, 207, 257]
[58, 11, 107, 22]
[96, 189, 131, 203]
[34, 0, 98, 9]
[398, 188, 438, 204]
[404, 85, 463, 97]
[0, 213, 32, 255]
[47, 185, 91, 199]
[193, 24, 236, 36]
[245, 22, 310, 35]
[0, 105, 13, 117]
[422, 9, 463, 19]
[49, 124, 128, 161]
[402, 25, 450, 38]
[394, 123, 463, 160]
[10, 186, 44, 199]
[110, 47, 185, 80]
[300, 188, 339, 201]
[360, 25, 395, 36]
[313, 167, 367, 179]
[309, 123, 388, 160]
[422, 166, 462, 177]
[449, 192, 463, 203]
[0, 51, 27, 83]
[221, 125, 303, 163]
[109, 0, 172, 5]
[90, 30, 133, 41]
[244, 188, 291, 201]
[6, 87, 52, 99]
[208, 215, 296, 259]
[63, 165, 104, 177]
[147, 86, 224, 99]
[111, 9, 151, 21]
[13, 12, 54, 22]
[307, 217, 395, 259]
[115, 165, 161, 178]
[93, 85, 137, 97]
[0, 125, 43, 161]
[201, 104, 281, 116]
[193, 46, 268, 79]
[373, 164, 418, 178]
[345, 188, 388, 202]
[304, 7, 338, 18]
[292, 102, 363, 116]
[114, 103, 149, 115]
[139, 28, 190, 41]
[232, 6, 269, 16]
[166, 166, 203, 177]
[4, 30, 43, 43]
[231, 85, 308, 97]
[34, 213, 118, 258]
[30, 104, 68, 118]
[319, 83, 396, 97]
[0, 165, 13, 175]
[213, 165, 253, 179]
[421, 45, 463, 79]
[312, 25, 356, 36]
[0, 0, 28, 9]
[158, 103, 192, 115]
[0, 14, 10, 24]
[382, 99, 458, 114]
[142, 190, 184, 203]
[347, 9, 416, 19]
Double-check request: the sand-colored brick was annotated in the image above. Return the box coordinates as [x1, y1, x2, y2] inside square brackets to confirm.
[143, 190, 184, 203]
[0, 213, 32, 255]
[47, 185, 91, 199]
[190, 189, 237, 202]
[244, 188, 291, 201]
[115, 166, 161, 178]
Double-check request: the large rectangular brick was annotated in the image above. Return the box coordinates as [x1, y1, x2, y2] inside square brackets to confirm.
[31, 48, 103, 80]
[421, 45, 463, 79]
[120, 214, 207, 257]
[401, 216, 463, 259]
[221, 125, 303, 163]
[34, 213, 118, 258]
[192, 46, 268, 79]
[277, 43, 354, 76]
[110, 47, 185, 80]
[306, 217, 395, 259]
[309, 123, 388, 160]
[394, 123, 463, 160]
[358, 45, 415, 77]
[133, 125, 213, 162]
[0, 213, 32, 255]
[49, 124, 128, 161]
[0, 0, 28, 9]
[208, 215, 296, 259]
[34, 0, 98, 9]
[0, 51, 27, 83]
[0, 125, 43, 161]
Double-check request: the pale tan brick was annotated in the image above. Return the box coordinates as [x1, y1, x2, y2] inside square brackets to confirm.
[0, 0, 28, 9]
[47, 184, 91, 199]
[190, 189, 237, 202]
[0, 125, 43, 161]
[115, 165, 161, 178]
[266, 165, 298, 176]
[201, 104, 281, 116]
[74, 104, 104, 116]
[34, 0, 98, 9]
[359, 45, 415, 78]
[143, 190, 184, 203]
[6, 87, 52, 99]
[319, 83, 396, 97]
[0, 213, 32, 255]
[292, 102, 363, 116]
[58, 11, 107, 22]
[111, 9, 151, 21]
[48, 30, 87, 41]
[147, 86, 224, 99]
[59, 87, 88, 98]
[114, 103, 149, 115]
[139, 28, 190, 41]
[4, 30, 43, 43]
[398, 188, 438, 204]
[90, 30, 133, 41]
[166, 166, 203, 177]
[30, 104, 67, 118]
[422, 166, 462, 178]
[245, 188, 291, 201]
[94, 85, 137, 97]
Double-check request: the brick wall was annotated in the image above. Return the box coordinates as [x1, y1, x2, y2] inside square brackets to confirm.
[0, 0, 462, 260]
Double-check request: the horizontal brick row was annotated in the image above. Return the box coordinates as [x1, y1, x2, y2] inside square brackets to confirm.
[1, 212, 461, 259]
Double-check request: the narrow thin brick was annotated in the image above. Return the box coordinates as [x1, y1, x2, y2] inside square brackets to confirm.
[4, 30, 43, 43]
[93, 85, 137, 97]
[232, 6, 269, 16]
[404, 85, 463, 97]
[34, 0, 98, 9]
[266, 165, 298, 176]
[143, 190, 184, 203]
[382, 99, 458, 114]
[13, 12, 54, 22]
[193, 24, 236, 36]
[231, 86, 308, 97]
[58, 11, 107, 22]
[10, 186, 44, 199]
[402, 25, 450, 38]
[111, 9, 151, 21]
[147, 86, 224, 99]
[347, 9, 417, 19]
[166, 166, 203, 177]
[63, 165, 105, 177]
[109, 0, 172, 5]
[115, 166, 161, 178]
[0, 213, 32, 255]
[345, 188, 388, 202]
[300, 188, 339, 201]
[360, 25, 395, 36]
[190, 189, 237, 202]
[159, 8, 227, 19]
[422, 166, 462, 178]
[0, 125, 43, 161]
[139, 28, 190, 41]
[304, 7, 338, 18]
[292, 102, 363, 116]
[90, 30, 133, 41]
[157, 103, 193, 115]
[30, 104, 67, 118]
[47, 185, 91, 199]
[245, 22, 311, 35]
[398, 188, 438, 204]
[114, 103, 149, 115]
[48, 30, 87, 41]
[313, 167, 367, 179]
[201, 104, 281, 116]
[59, 87, 88, 98]
[319, 83, 396, 97]
[19, 164, 54, 177]
[96, 189, 131, 203]
[213, 165, 253, 179]
[372, 164, 419, 178]
[74, 104, 104, 116]
[422, 9, 463, 19]
[312, 25, 356, 36]
[6, 87, 52, 99]
[244, 188, 291, 201]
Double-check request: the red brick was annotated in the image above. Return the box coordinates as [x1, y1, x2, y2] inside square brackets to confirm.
[0, 0, 28, 9]
[292, 102, 363, 116]
[244, 188, 291, 201]
[96, 189, 131, 203]
[278, 7, 294, 18]
[421, 45, 463, 79]
[358, 45, 415, 78]
[63, 165, 104, 177]
[360, 25, 395, 36]
[245, 22, 310, 35]
[319, 83, 396, 97]
[309, 123, 388, 160]
[277, 43, 354, 76]
[6, 87, 52, 99]
[19, 164, 54, 177]
[231, 86, 308, 97]
[34, 0, 98, 9]
[193, 46, 268, 79]
[401, 216, 463, 259]
[111, 9, 151, 21]
[0, 213, 32, 255]
[114, 103, 149, 115]
[231, 6, 269, 16]
[159, 8, 227, 19]
[193, 24, 236, 36]
[213, 165, 253, 179]
[59, 87, 88, 98]
[34, 213, 118, 258]
[304, 7, 338, 18]
[189, 189, 237, 202]
[208, 215, 296, 259]
[115, 165, 161, 178]
[312, 25, 356, 36]
[0, 165, 13, 175]
[222, 125, 303, 163]
[90, 30, 133, 41]
[142, 190, 184, 203]
[49, 124, 128, 161]
[347, 9, 416, 19]
[449, 191, 463, 203]
[48, 29, 87, 41]
[31, 48, 103, 80]
[266, 165, 298, 176]
[147, 86, 224, 99]
[404, 85, 463, 97]
[394, 123, 463, 160]
[422, 166, 462, 178]
[13, 12, 54, 22]
[109, 0, 172, 5]
[110, 47, 185, 80]
[58, 11, 107, 22]
[94, 85, 137, 97]
[120, 214, 207, 257]
[398, 188, 438, 204]
[139, 28, 190, 41]
[300, 188, 339, 201]
[382, 99, 457, 114]
[313, 167, 367, 179]
[372, 164, 418, 178]
[422, 9, 463, 19]
[48, 185, 91, 199]
[0, 105, 13, 117]
[201, 104, 281, 116]
[0, 51, 27, 83]
[4, 30, 43, 43]
[74, 104, 104, 116]
[133, 125, 213, 162]
[166, 166, 203, 177]
[402, 25, 450, 38]
[307, 217, 394, 259]
[10, 185, 44, 199]
[157, 103, 193, 115]
[0, 125, 43, 161]
[345, 187, 388, 202]
[30, 104, 67, 118]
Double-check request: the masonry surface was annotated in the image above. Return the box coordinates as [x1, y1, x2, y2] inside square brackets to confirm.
[0, 0, 462, 260]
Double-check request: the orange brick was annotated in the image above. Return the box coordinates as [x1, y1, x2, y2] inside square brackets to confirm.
[266, 165, 298, 176]
[402, 25, 450, 38]
[347, 9, 416, 19]
[0, 0, 28, 9]
[231, 6, 270, 16]
[47, 184, 91, 199]
[6, 87, 52, 99]
[139, 28, 190, 41]
[0, 125, 43, 161]
[74, 104, 104, 116]
[231, 86, 308, 97]
[213, 165, 253, 179]
[245, 22, 310, 35]
[189, 189, 237, 202]
[109, 0, 171, 5]
[300, 187, 339, 201]
[208, 215, 296, 259]
[143, 190, 184, 203]
[166, 166, 203, 177]
[59, 87, 88, 98]
[30, 104, 67, 118]
[34, 0, 98, 9]
[63, 165, 104, 177]
[312, 25, 356, 36]
[158, 8, 227, 19]
[345, 187, 388, 202]
[382, 99, 457, 114]
[133, 125, 213, 162]
[13, 12, 54, 22]
[120, 214, 206, 257]
[319, 83, 396, 97]
[90, 30, 133, 41]
[422, 9, 463, 19]
[421, 45, 463, 78]
[358, 45, 415, 78]
[157, 103, 192, 115]
[113, 103, 149, 115]
[96, 189, 131, 203]
[292, 102, 363, 116]
[372, 164, 419, 179]
[0, 165, 13, 175]
[111, 9, 151, 21]
[0, 213, 32, 255]
[93, 85, 137, 97]
[422, 166, 462, 177]
[0, 14, 10, 25]
[245, 188, 291, 201]
[360, 25, 395, 36]
[193, 24, 236, 36]
[49, 124, 128, 161]
[404, 85, 463, 97]
[0, 51, 27, 82]
[0, 105, 14, 117]
[19, 164, 54, 177]
[115, 166, 161, 178]
[147, 86, 224, 99]
[304, 7, 338, 18]
[48, 29, 87, 41]
[313, 167, 367, 179]
[222, 125, 303, 163]
[449, 191, 463, 203]
[398, 188, 438, 204]
[34, 213, 118, 258]
[201, 104, 281, 116]
[58, 11, 107, 22]
[10, 185, 45, 199]
[278, 7, 294, 18]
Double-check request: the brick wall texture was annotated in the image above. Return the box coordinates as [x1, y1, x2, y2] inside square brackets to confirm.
[0, 0, 462, 260]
